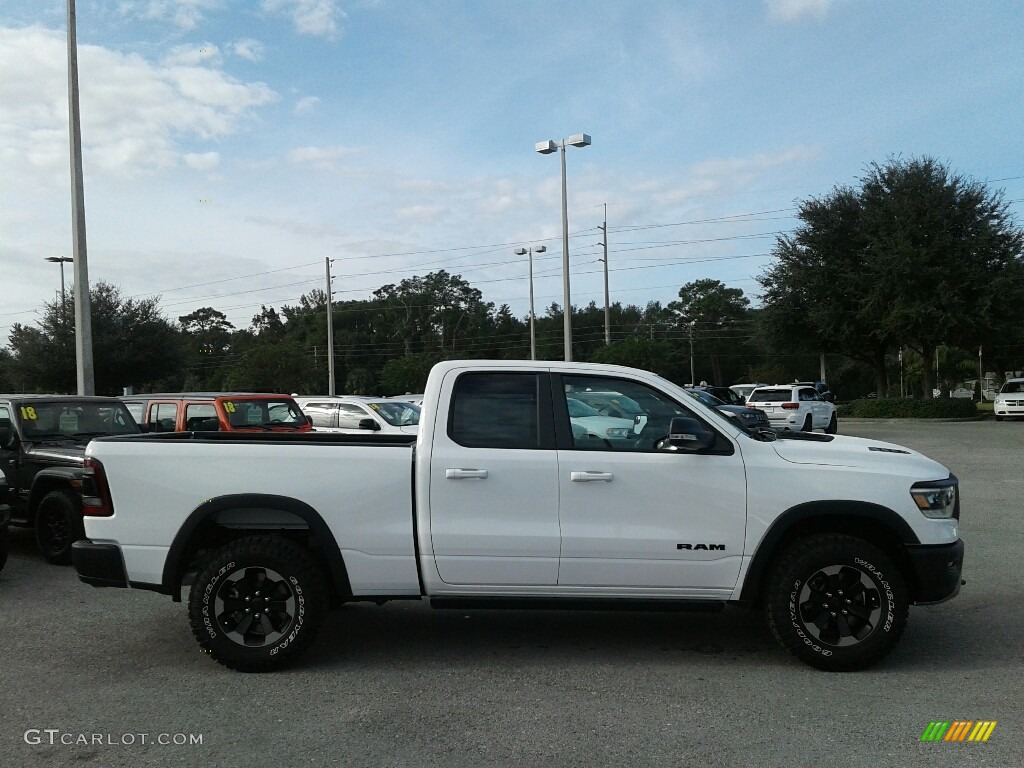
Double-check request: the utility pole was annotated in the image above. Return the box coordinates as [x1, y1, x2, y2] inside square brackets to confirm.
[67, 0, 94, 394]
[325, 258, 335, 395]
[598, 204, 610, 345]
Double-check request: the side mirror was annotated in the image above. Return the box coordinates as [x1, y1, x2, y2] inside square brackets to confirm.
[358, 418, 381, 432]
[823, 392, 835, 403]
[665, 417, 716, 452]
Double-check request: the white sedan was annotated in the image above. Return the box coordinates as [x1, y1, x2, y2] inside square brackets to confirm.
[566, 397, 636, 443]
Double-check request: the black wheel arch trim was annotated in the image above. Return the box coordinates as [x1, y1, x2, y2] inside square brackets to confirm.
[738, 500, 921, 603]
[29, 469, 83, 506]
[162, 493, 351, 602]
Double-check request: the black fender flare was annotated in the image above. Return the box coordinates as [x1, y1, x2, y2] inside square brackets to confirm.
[738, 500, 920, 603]
[29, 468, 83, 510]
[162, 494, 351, 600]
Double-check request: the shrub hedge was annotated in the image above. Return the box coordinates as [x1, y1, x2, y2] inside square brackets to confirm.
[836, 398, 978, 419]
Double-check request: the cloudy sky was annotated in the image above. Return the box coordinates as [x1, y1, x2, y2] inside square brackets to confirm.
[2, 0, 1022, 344]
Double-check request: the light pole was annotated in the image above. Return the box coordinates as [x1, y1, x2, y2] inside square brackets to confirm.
[535, 133, 591, 362]
[45, 257, 73, 316]
[514, 245, 546, 360]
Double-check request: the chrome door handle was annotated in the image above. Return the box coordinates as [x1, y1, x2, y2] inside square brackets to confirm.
[570, 471, 614, 482]
[445, 468, 489, 480]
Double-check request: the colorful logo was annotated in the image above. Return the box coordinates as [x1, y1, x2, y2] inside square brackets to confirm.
[920, 721, 997, 742]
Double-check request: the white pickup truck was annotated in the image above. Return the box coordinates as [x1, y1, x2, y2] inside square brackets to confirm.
[72, 360, 965, 672]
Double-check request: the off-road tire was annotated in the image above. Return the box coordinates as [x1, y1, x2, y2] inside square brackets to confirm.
[35, 490, 83, 564]
[764, 534, 908, 671]
[188, 535, 328, 672]
[825, 413, 838, 434]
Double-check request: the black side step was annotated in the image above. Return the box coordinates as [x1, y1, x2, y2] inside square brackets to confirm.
[429, 597, 726, 613]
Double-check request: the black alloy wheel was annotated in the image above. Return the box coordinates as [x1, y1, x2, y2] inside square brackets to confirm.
[188, 535, 327, 672]
[765, 533, 909, 671]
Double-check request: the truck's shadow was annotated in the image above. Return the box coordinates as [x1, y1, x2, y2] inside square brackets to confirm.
[310, 601, 784, 669]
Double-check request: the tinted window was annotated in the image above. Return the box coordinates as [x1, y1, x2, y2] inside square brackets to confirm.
[450, 373, 541, 449]
[185, 404, 217, 431]
[749, 389, 792, 402]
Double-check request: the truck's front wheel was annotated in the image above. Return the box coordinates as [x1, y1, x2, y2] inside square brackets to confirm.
[764, 534, 908, 671]
[188, 536, 327, 672]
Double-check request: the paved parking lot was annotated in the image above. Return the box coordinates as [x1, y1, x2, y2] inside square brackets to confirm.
[2, 419, 1022, 768]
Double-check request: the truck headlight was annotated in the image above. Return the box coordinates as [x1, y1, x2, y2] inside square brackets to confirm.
[910, 477, 958, 519]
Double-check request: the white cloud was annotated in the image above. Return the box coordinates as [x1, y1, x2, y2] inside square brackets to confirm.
[231, 39, 265, 62]
[161, 43, 220, 66]
[766, 0, 834, 23]
[262, 0, 344, 38]
[294, 96, 320, 115]
[0, 25, 277, 179]
[137, 0, 221, 30]
[184, 151, 221, 170]
[286, 144, 358, 170]
[394, 204, 448, 224]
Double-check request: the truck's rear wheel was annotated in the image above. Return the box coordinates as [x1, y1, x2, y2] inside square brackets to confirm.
[35, 490, 83, 564]
[188, 536, 327, 672]
[764, 534, 908, 671]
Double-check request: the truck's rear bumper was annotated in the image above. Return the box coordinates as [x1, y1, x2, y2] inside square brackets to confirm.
[72, 540, 128, 588]
[907, 539, 965, 604]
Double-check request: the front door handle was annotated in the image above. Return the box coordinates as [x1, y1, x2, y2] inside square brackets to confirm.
[445, 468, 489, 480]
[570, 471, 614, 482]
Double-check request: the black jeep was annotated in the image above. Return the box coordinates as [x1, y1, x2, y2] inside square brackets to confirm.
[0, 396, 140, 564]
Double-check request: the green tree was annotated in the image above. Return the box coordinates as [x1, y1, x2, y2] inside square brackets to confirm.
[6, 281, 183, 394]
[379, 352, 443, 395]
[667, 279, 750, 385]
[760, 157, 1024, 397]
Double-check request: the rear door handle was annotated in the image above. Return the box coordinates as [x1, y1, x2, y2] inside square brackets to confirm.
[445, 468, 489, 480]
[570, 471, 614, 482]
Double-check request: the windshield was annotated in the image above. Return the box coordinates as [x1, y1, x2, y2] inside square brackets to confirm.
[15, 401, 140, 439]
[685, 389, 725, 407]
[221, 398, 308, 428]
[999, 381, 1023, 394]
[366, 401, 420, 427]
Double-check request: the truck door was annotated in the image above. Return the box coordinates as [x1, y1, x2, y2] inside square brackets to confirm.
[427, 370, 560, 586]
[553, 373, 747, 593]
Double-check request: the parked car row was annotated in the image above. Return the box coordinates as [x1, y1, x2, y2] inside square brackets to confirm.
[122, 393, 311, 433]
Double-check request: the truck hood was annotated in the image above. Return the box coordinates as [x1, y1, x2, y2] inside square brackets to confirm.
[770, 432, 949, 478]
[23, 442, 87, 465]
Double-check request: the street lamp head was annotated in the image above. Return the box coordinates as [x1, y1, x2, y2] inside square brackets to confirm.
[534, 246, 546, 254]
[514, 248, 527, 256]
[535, 140, 558, 155]
[45, 256, 73, 263]
[566, 133, 591, 148]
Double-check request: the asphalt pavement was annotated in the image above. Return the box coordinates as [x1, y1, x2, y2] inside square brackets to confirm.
[1, 419, 1021, 768]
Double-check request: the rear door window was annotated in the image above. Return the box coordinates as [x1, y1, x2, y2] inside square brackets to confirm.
[449, 372, 547, 449]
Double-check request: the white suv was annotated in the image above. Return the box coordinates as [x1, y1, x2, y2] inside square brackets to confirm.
[746, 384, 838, 433]
[294, 396, 420, 435]
[994, 378, 1024, 421]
